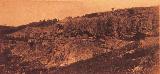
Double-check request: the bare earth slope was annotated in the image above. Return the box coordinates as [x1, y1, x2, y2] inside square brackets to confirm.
[0, 6, 159, 74]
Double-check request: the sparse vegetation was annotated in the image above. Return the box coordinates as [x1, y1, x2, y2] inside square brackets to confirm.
[0, 6, 159, 74]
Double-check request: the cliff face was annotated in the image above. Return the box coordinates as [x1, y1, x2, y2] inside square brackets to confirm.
[0, 6, 159, 74]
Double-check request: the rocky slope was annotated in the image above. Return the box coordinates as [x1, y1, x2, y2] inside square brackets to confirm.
[0, 6, 159, 74]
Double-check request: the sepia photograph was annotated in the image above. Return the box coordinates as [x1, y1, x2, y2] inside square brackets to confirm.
[0, 0, 159, 74]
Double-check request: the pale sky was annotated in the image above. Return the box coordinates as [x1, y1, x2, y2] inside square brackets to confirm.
[0, 0, 159, 26]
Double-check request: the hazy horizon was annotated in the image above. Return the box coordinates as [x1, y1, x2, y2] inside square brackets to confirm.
[0, 0, 159, 26]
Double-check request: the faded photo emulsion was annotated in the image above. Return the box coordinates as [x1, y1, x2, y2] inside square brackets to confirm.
[0, 0, 159, 74]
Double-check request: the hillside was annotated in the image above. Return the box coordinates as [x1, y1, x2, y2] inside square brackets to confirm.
[0, 6, 159, 74]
